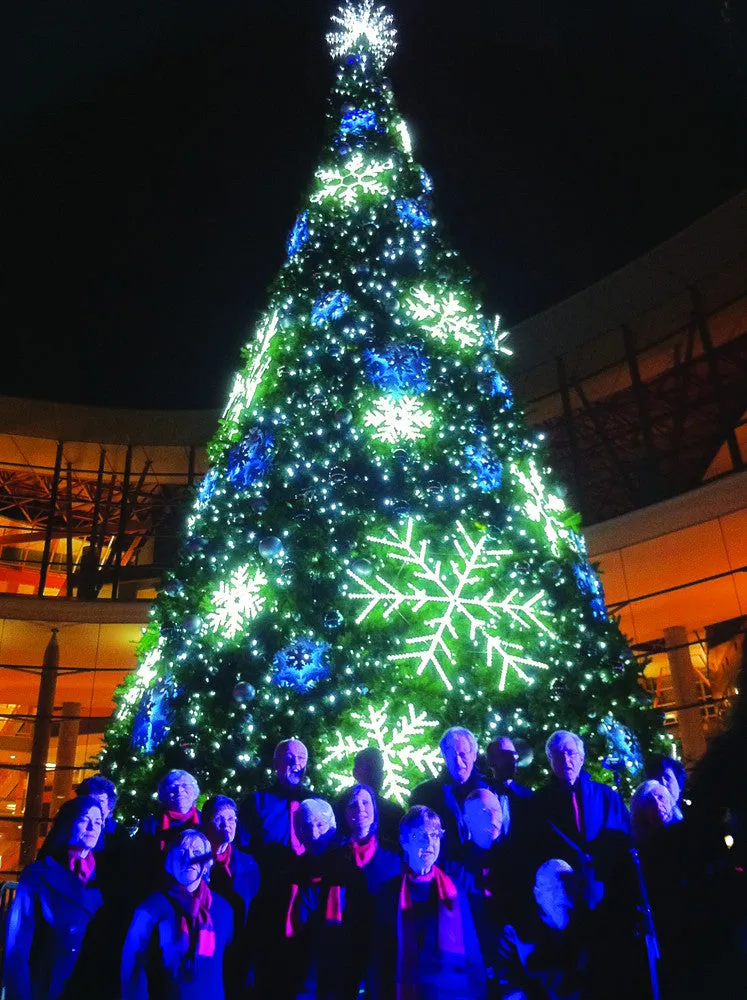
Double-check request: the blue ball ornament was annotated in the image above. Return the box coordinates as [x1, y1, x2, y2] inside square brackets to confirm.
[258, 536, 283, 559]
[323, 610, 344, 630]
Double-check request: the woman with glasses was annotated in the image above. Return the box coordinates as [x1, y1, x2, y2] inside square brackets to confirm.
[369, 805, 486, 1000]
[121, 828, 233, 1000]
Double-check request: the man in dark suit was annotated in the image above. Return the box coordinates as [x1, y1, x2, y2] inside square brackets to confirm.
[237, 738, 310, 858]
[410, 726, 489, 860]
[486, 736, 534, 839]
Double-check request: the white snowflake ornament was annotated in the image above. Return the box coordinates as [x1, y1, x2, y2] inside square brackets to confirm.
[364, 394, 433, 444]
[321, 700, 441, 805]
[327, 1, 397, 70]
[207, 565, 268, 640]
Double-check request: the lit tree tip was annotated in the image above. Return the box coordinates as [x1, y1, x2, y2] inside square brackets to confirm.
[327, 0, 398, 69]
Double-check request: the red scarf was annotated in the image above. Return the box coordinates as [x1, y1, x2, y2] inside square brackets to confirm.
[67, 847, 96, 885]
[396, 865, 465, 1000]
[346, 834, 378, 868]
[211, 842, 232, 880]
[167, 879, 216, 972]
[289, 800, 304, 856]
[285, 876, 343, 938]
[158, 806, 200, 852]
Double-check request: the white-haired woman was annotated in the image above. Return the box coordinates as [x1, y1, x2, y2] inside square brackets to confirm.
[258, 797, 363, 1000]
[133, 770, 201, 891]
[121, 828, 233, 1000]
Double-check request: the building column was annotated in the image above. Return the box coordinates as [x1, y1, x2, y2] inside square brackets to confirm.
[19, 629, 60, 866]
[52, 701, 81, 815]
[664, 625, 707, 767]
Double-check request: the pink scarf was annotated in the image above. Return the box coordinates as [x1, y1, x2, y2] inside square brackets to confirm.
[289, 800, 305, 856]
[158, 806, 200, 852]
[211, 842, 232, 880]
[396, 865, 465, 1000]
[285, 876, 343, 938]
[347, 834, 378, 868]
[167, 879, 216, 968]
[67, 847, 96, 885]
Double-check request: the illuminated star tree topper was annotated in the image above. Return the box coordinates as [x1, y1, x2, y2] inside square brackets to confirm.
[327, 0, 398, 69]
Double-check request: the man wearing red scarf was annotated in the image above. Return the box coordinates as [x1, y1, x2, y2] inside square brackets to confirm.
[369, 806, 487, 1000]
[237, 739, 310, 859]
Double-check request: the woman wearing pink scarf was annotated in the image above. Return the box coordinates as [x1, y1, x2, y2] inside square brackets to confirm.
[369, 806, 486, 1000]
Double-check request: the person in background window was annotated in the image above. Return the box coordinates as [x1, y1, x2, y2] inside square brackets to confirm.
[3, 796, 104, 1000]
[121, 828, 233, 1000]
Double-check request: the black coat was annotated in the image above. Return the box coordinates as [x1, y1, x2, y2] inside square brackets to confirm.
[237, 783, 308, 858]
[208, 848, 260, 996]
[3, 856, 103, 1000]
[410, 770, 489, 860]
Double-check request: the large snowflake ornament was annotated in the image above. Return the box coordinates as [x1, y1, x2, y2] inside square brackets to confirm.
[327, 1, 397, 69]
[511, 460, 570, 557]
[364, 395, 433, 444]
[222, 310, 278, 433]
[344, 519, 553, 691]
[311, 152, 393, 209]
[405, 285, 482, 350]
[321, 700, 441, 805]
[207, 565, 268, 640]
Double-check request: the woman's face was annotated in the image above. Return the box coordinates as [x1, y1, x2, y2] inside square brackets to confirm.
[345, 789, 375, 841]
[170, 838, 211, 889]
[209, 807, 237, 847]
[297, 809, 333, 855]
[162, 776, 197, 815]
[70, 806, 103, 851]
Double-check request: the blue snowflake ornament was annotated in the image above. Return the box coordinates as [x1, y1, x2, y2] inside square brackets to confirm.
[363, 342, 430, 396]
[131, 674, 178, 755]
[197, 467, 219, 507]
[395, 198, 431, 229]
[226, 427, 275, 488]
[572, 561, 608, 621]
[312, 291, 351, 327]
[477, 354, 513, 406]
[271, 637, 331, 693]
[598, 714, 644, 776]
[420, 168, 434, 193]
[465, 441, 503, 493]
[286, 211, 309, 257]
[340, 108, 378, 136]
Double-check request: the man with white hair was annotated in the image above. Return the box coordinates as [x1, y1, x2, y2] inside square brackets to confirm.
[534, 730, 630, 859]
[410, 726, 489, 860]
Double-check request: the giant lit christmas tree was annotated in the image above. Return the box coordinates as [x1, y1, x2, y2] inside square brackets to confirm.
[102, 1, 664, 819]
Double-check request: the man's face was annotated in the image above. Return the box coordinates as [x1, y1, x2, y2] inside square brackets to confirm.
[659, 768, 680, 805]
[442, 734, 477, 784]
[209, 807, 237, 846]
[549, 738, 584, 785]
[172, 838, 211, 888]
[345, 788, 375, 841]
[163, 777, 197, 815]
[487, 738, 518, 785]
[401, 823, 442, 874]
[275, 741, 308, 786]
[648, 785, 674, 825]
[71, 806, 103, 851]
[464, 796, 503, 844]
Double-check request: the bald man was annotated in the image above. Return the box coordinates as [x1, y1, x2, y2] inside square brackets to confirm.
[237, 739, 310, 858]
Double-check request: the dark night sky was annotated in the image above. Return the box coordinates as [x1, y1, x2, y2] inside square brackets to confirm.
[3, 1, 747, 410]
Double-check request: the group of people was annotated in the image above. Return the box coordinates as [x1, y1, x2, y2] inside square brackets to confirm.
[2, 727, 743, 999]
